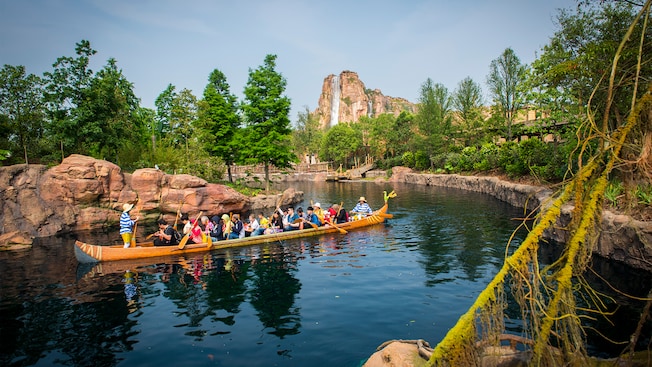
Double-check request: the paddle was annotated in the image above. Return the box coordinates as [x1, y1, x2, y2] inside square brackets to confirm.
[206, 222, 213, 248]
[130, 221, 138, 247]
[327, 218, 347, 234]
[297, 217, 319, 229]
[129, 198, 140, 248]
[178, 211, 203, 249]
[326, 201, 347, 234]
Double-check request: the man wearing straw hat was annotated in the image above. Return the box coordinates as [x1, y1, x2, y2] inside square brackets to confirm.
[351, 196, 373, 219]
[119, 203, 138, 248]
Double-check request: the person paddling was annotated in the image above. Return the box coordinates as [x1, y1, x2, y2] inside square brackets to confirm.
[351, 196, 373, 219]
[120, 203, 138, 248]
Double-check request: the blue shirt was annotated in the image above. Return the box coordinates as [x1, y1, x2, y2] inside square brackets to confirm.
[306, 213, 321, 226]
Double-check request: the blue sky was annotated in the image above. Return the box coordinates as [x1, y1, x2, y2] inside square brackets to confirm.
[0, 0, 576, 124]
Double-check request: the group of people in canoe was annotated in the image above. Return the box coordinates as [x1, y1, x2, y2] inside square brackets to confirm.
[119, 196, 374, 248]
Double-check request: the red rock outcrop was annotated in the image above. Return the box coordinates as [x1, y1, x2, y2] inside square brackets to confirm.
[0, 154, 302, 244]
[315, 70, 417, 129]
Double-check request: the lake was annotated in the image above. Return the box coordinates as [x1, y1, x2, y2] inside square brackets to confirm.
[0, 181, 649, 366]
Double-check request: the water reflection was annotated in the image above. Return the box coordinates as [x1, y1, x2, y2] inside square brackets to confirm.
[0, 182, 649, 366]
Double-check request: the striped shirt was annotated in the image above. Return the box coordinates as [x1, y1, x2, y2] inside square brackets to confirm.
[351, 202, 373, 215]
[119, 212, 135, 234]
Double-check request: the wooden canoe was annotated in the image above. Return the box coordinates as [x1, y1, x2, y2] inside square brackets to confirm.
[74, 201, 392, 263]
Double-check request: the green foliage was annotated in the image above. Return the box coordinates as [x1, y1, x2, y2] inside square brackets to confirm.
[532, 3, 649, 134]
[320, 123, 360, 166]
[197, 68, 241, 182]
[415, 78, 453, 157]
[635, 184, 652, 206]
[402, 151, 415, 168]
[414, 150, 430, 171]
[452, 77, 485, 146]
[487, 48, 527, 141]
[0, 64, 47, 164]
[241, 54, 297, 190]
[291, 106, 323, 160]
[154, 84, 176, 137]
[604, 180, 624, 206]
[376, 155, 403, 170]
[497, 141, 526, 177]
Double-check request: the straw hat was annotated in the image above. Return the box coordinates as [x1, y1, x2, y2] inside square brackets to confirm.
[122, 203, 134, 212]
[358, 197, 367, 202]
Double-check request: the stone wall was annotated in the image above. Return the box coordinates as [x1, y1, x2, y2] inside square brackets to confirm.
[389, 166, 652, 272]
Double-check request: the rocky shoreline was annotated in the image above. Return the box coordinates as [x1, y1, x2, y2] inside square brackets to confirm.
[384, 166, 652, 272]
[0, 155, 302, 248]
[235, 166, 652, 272]
[2, 156, 650, 272]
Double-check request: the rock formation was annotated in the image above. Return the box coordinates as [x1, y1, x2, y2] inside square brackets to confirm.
[315, 70, 416, 129]
[0, 154, 302, 245]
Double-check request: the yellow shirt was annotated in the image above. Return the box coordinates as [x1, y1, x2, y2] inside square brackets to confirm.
[258, 216, 269, 229]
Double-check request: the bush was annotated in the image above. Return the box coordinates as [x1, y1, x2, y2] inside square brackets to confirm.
[402, 151, 415, 168]
[414, 151, 430, 171]
[377, 156, 403, 170]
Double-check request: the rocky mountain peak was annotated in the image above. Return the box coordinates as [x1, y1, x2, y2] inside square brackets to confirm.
[314, 70, 416, 129]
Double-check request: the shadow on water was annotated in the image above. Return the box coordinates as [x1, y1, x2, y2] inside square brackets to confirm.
[0, 181, 649, 366]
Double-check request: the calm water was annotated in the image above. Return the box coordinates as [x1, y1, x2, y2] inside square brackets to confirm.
[0, 181, 649, 366]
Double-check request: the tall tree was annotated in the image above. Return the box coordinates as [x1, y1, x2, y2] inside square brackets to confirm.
[291, 106, 322, 164]
[487, 47, 527, 141]
[78, 58, 140, 162]
[170, 88, 198, 153]
[0, 65, 46, 164]
[43, 40, 97, 157]
[319, 123, 361, 168]
[154, 84, 176, 138]
[241, 54, 297, 191]
[452, 76, 485, 146]
[386, 111, 414, 158]
[415, 78, 452, 167]
[198, 68, 241, 182]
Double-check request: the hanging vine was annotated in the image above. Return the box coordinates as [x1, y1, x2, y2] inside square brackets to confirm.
[427, 1, 652, 365]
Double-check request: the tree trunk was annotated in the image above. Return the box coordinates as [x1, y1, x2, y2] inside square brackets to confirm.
[227, 164, 233, 183]
[264, 162, 270, 193]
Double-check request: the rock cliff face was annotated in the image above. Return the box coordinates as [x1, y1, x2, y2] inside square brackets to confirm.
[0, 154, 302, 245]
[315, 70, 416, 129]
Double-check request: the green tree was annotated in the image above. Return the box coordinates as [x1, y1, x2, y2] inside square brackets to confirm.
[452, 76, 484, 146]
[154, 83, 176, 138]
[386, 111, 414, 158]
[291, 106, 323, 164]
[241, 54, 297, 191]
[78, 58, 141, 162]
[43, 40, 96, 157]
[319, 123, 361, 167]
[487, 47, 527, 141]
[0, 64, 46, 164]
[198, 68, 241, 182]
[356, 113, 395, 161]
[415, 78, 452, 168]
[170, 88, 198, 153]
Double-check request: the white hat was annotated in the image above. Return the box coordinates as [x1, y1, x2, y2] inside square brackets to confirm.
[314, 202, 321, 208]
[122, 203, 134, 212]
[358, 197, 367, 202]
